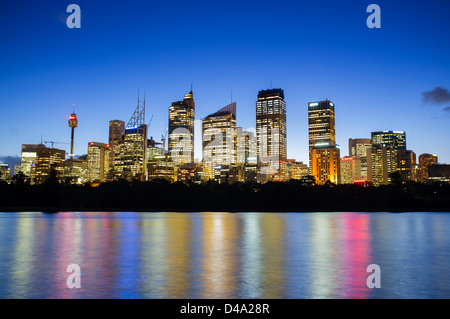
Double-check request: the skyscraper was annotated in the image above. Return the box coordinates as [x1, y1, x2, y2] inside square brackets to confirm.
[397, 150, 416, 182]
[236, 127, 257, 166]
[169, 91, 195, 165]
[340, 156, 356, 184]
[368, 130, 406, 185]
[418, 153, 438, 183]
[256, 88, 287, 182]
[113, 95, 147, 181]
[109, 120, 125, 153]
[202, 102, 237, 181]
[20, 144, 46, 177]
[348, 138, 371, 181]
[32, 147, 66, 184]
[87, 142, 111, 182]
[308, 100, 338, 184]
[308, 100, 336, 164]
[311, 144, 340, 185]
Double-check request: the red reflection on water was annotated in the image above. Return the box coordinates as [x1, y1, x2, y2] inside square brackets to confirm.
[340, 213, 371, 299]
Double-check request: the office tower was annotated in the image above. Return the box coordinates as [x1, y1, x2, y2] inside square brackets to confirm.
[147, 136, 164, 161]
[289, 160, 309, 180]
[308, 100, 336, 165]
[113, 95, 148, 181]
[202, 102, 237, 181]
[256, 88, 287, 182]
[109, 120, 125, 156]
[87, 142, 111, 182]
[427, 164, 450, 183]
[348, 138, 371, 181]
[169, 91, 195, 164]
[397, 150, 416, 182]
[340, 156, 356, 184]
[311, 144, 340, 185]
[418, 153, 438, 183]
[236, 127, 257, 165]
[68, 105, 78, 159]
[308, 100, 338, 184]
[368, 130, 406, 186]
[64, 158, 88, 184]
[20, 144, 46, 177]
[0, 164, 10, 181]
[32, 148, 66, 184]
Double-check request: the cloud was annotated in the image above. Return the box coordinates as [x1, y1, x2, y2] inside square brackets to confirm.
[444, 106, 450, 112]
[422, 87, 450, 104]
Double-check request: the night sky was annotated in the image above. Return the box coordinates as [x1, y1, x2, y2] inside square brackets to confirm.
[1, 0, 449, 165]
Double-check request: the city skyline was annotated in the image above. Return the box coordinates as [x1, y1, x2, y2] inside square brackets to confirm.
[1, 1, 450, 165]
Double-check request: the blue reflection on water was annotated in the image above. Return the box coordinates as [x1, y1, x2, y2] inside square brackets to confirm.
[0, 211, 449, 299]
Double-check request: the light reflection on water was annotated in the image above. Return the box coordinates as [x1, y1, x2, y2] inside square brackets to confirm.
[0, 211, 449, 298]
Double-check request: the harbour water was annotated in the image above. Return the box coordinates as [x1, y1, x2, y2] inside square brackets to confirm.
[0, 211, 449, 299]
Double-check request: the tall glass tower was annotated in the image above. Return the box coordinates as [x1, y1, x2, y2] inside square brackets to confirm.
[256, 88, 287, 182]
[168, 91, 195, 164]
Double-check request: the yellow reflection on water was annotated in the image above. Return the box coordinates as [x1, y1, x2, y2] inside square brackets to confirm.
[10, 215, 35, 298]
[201, 212, 239, 298]
[164, 213, 192, 298]
[259, 213, 286, 298]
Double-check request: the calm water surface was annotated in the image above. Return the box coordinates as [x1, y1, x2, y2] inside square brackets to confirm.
[0, 211, 449, 299]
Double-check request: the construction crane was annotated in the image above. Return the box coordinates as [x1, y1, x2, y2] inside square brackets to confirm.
[148, 114, 154, 128]
[44, 141, 70, 148]
[161, 127, 168, 154]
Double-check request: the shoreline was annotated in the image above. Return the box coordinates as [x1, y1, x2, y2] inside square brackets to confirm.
[1, 207, 449, 213]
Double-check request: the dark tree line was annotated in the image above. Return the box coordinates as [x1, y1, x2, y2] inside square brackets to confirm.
[0, 172, 449, 212]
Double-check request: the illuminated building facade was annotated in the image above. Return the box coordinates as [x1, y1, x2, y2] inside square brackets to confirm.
[311, 144, 340, 185]
[113, 96, 147, 181]
[88, 142, 111, 182]
[147, 137, 164, 161]
[64, 158, 88, 184]
[20, 144, 46, 177]
[288, 160, 309, 180]
[202, 102, 237, 181]
[397, 150, 416, 182]
[418, 153, 438, 183]
[340, 156, 356, 184]
[32, 147, 66, 184]
[213, 165, 243, 184]
[113, 124, 148, 181]
[256, 89, 287, 183]
[368, 130, 406, 186]
[0, 164, 10, 181]
[109, 120, 125, 162]
[308, 100, 338, 184]
[147, 154, 176, 182]
[169, 91, 195, 165]
[348, 138, 371, 181]
[177, 163, 202, 183]
[236, 127, 257, 166]
[308, 100, 336, 166]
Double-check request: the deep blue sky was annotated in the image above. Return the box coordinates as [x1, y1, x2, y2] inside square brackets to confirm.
[1, 0, 449, 164]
